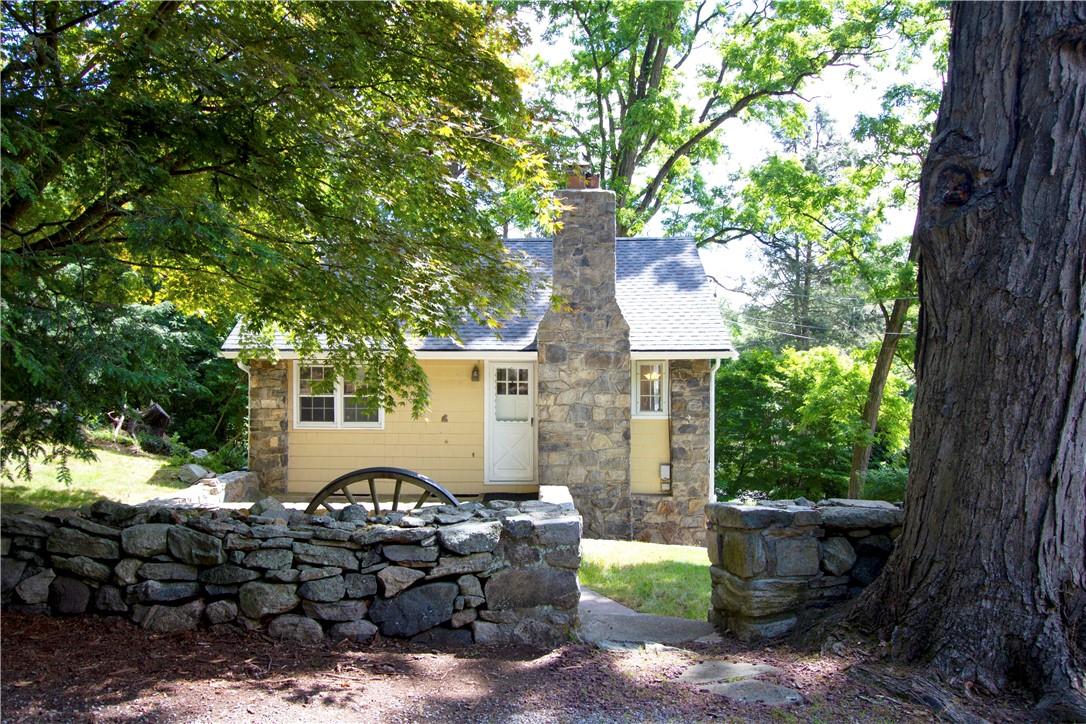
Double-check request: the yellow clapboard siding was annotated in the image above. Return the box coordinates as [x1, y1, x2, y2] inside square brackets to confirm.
[286, 359, 506, 494]
[630, 417, 670, 494]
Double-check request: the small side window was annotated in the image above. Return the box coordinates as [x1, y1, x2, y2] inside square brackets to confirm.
[633, 361, 668, 417]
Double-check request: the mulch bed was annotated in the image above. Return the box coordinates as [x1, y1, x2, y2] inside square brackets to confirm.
[0, 612, 1030, 722]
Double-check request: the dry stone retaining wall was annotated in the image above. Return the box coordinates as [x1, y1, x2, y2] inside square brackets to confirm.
[1, 493, 581, 648]
[706, 498, 903, 641]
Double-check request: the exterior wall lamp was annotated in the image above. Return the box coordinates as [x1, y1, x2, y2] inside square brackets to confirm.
[471, 365, 480, 382]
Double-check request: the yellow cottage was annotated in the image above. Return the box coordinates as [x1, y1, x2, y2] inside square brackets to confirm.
[221, 189, 734, 544]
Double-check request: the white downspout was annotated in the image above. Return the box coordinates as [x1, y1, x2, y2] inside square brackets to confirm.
[708, 357, 721, 501]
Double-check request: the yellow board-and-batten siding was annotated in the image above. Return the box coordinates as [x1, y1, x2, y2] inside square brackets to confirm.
[630, 417, 670, 494]
[285, 359, 537, 497]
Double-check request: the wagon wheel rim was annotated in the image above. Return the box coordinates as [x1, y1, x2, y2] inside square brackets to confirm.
[304, 466, 459, 515]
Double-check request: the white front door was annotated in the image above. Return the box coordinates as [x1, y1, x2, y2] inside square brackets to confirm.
[486, 363, 535, 483]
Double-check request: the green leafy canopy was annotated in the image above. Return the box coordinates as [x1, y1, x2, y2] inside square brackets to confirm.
[2, 1, 548, 473]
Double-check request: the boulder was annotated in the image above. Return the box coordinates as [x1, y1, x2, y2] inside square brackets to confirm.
[338, 505, 369, 523]
[437, 521, 502, 555]
[344, 573, 377, 598]
[205, 600, 238, 624]
[249, 497, 289, 519]
[709, 567, 805, 618]
[220, 471, 262, 503]
[850, 555, 886, 586]
[378, 566, 424, 597]
[484, 568, 579, 610]
[820, 537, 857, 576]
[411, 627, 473, 647]
[238, 581, 300, 618]
[46, 527, 119, 559]
[141, 600, 206, 633]
[167, 527, 225, 566]
[64, 517, 121, 539]
[457, 575, 482, 598]
[302, 599, 368, 622]
[113, 558, 143, 586]
[855, 534, 894, 556]
[382, 544, 438, 565]
[772, 537, 820, 577]
[291, 542, 359, 570]
[138, 562, 198, 581]
[368, 582, 458, 637]
[94, 584, 128, 613]
[328, 619, 378, 644]
[15, 567, 54, 604]
[298, 575, 346, 602]
[52, 555, 112, 581]
[198, 564, 260, 586]
[243, 549, 293, 570]
[268, 614, 324, 645]
[131, 580, 200, 603]
[426, 553, 494, 579]
[1, 514, 57, 538]
[177, 463, 212, 484]
[532, 516, 581, 546]
[48, 576, 91, 614]
[351, 524, 437, 546]
[1, 557, 27, 595]
[121, 524, 173, 557]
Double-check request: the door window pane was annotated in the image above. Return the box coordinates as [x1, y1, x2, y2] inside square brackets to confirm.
[495, 367, 530, 421]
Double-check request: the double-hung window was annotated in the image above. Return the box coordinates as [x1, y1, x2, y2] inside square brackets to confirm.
[632, 361, 668, 418]
[295, 364, 383, 429]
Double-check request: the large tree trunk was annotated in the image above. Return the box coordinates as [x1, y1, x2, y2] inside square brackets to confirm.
[850, 2, 1085, 717]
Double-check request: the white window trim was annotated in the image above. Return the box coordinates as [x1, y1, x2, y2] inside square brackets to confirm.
[632, 360, 669, 419]
[293, 363, 384, 430]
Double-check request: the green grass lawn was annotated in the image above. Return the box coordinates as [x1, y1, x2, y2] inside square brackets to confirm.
[578, 538, 711, 620]
[0, 447, 185, 510]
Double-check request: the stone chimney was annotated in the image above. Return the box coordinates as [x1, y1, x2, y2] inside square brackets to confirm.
[536, 189, 632, 539]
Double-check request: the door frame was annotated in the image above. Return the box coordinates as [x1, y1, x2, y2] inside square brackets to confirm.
[482, 359, 537, 485]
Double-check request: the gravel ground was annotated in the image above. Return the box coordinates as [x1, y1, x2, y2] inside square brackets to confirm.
[0, 612, 1029, 722]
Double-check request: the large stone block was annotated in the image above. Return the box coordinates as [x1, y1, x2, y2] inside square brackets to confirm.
[368, 582, 458, 637]
[238, 581, 300, 618]
[484, 567, 579, 610]
[709, 566, 806, 618]
[771, 536, 820, 577]
[46, 527, 119, 559]
[717, 531, 767, 578]
[437, 521, 502, 555]
[167, 527, 225, 566]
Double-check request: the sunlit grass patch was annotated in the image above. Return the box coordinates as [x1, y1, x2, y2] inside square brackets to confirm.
[579, 538, 711, 620]
[1, 447, 185, 510]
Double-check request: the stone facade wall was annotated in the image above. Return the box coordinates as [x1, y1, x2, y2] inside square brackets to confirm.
[1, 494, 581, 648]
[248, 360, 288, 493]
[706, 499, 903, 641]
[537, 189, 632, 540]
[632, 360, 712, 546]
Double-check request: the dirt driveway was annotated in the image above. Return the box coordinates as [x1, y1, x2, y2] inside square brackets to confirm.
[1, 612, 1026, 722]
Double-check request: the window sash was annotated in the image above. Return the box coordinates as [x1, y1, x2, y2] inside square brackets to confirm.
[632, 361, 668, 417]
[295, 364, 383, 429]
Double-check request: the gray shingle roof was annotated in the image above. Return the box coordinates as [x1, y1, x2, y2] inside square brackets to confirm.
[221, 238, 732, 355]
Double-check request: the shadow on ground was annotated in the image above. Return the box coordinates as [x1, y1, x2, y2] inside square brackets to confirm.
[0, 610, 973, 723]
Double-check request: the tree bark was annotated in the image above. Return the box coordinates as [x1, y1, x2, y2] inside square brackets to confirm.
[849, 2, 1086, 716]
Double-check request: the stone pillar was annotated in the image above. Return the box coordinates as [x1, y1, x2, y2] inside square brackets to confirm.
[537, 189, 632, 540]
[248, 360, 288, 494]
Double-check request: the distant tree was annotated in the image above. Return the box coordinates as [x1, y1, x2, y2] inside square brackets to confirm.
[532, 0, 940, 235]
[1, 1, 544, 475]
[849, 2, 1085, 716]
[714, 347, 910, 502]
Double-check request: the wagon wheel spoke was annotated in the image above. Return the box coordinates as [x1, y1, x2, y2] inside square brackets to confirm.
[343, 486, 357, 506]
[368, 478, 381, 514]
[392, 479, 402, 512]
[412, 489, 430, 510]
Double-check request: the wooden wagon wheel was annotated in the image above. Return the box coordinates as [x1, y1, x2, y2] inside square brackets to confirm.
[304, 466, 460, 515]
